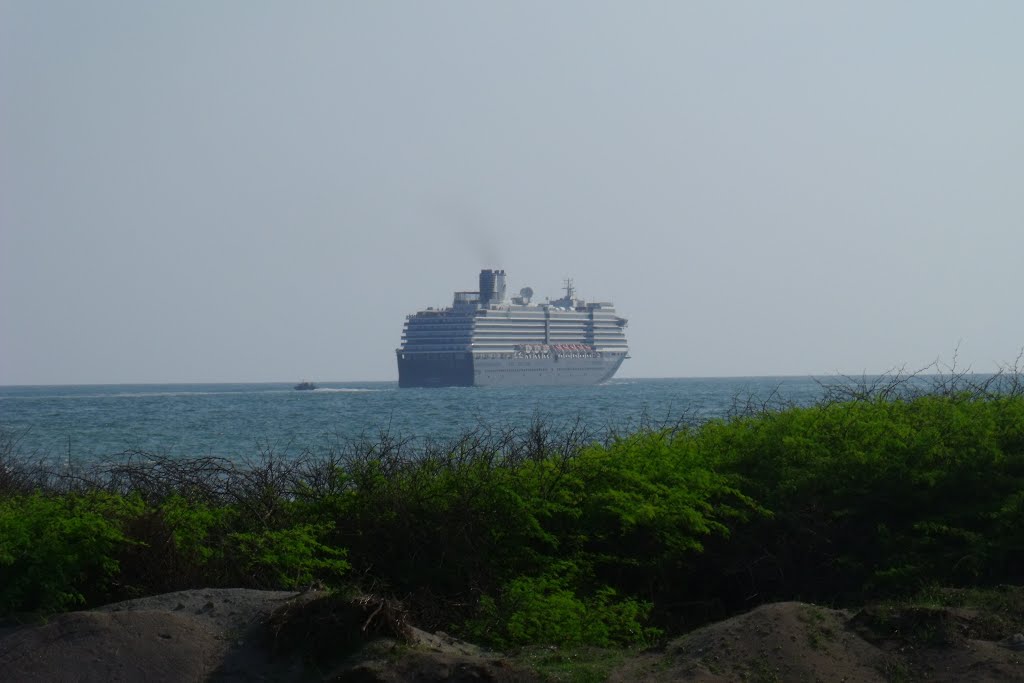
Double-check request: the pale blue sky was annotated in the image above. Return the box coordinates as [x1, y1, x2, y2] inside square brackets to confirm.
[1, 1, 1021, 384]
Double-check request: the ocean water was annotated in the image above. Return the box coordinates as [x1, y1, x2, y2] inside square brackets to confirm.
[0, 377, 832, 463]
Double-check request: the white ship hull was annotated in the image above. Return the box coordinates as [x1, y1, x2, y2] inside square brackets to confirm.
[471, 353, 625, 387]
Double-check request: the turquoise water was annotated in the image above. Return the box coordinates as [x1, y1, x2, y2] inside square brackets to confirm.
[0, 377, 829, 462]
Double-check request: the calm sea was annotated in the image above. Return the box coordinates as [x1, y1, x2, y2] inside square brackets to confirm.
[0, 377, 832, 463]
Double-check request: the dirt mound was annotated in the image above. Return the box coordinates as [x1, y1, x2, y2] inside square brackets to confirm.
[264, 593, 541, 682]
[611, 602, 885, 682]
[0, 609, 221, 682]
[335, 651, 543, 682]
[849, 603, 1024, 682]
[0, 589, 540, 682]
[3, 591, 1023, 682]
[608, 601, 1024, 682]
[0, 588, 315, 682]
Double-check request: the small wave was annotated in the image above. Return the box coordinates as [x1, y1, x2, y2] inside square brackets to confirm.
[106, 390, 293, 399]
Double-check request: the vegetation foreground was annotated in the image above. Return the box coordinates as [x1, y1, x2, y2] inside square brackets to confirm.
[1, 370, 1023, 677]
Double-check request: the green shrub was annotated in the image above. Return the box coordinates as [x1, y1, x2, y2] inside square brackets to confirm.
[229, 523, 349, 589]
[115, 494, 236, 594]
[322, 449, 565, 607]
[570, 431, 760, 587]
[159, 494, 228, 565]
[0, 493, 140, 612]
[698, 393, 1024, 602]
[466, 564, 660, 648]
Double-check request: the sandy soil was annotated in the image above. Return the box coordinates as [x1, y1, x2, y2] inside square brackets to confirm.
[2, 590, 1022, 682]
[0, 589, 315, 682]
[0, 588, 538, 682]
[610, 601, 1024, 683]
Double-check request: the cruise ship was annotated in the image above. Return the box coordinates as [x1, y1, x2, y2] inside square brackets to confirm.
[396, 269, 629, 387]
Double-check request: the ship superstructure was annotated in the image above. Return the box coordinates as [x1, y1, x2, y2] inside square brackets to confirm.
[396, 269, 629, 387]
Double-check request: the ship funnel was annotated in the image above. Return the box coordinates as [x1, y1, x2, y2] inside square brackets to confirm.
[478, 269, 506, 307]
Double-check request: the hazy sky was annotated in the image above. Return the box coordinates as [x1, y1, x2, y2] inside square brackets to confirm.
[1, 1, 1021, 384]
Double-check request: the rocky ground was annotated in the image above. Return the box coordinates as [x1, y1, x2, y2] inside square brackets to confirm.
[1, 588, 1022, 682]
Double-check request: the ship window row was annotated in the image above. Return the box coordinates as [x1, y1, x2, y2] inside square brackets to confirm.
[405, 326, 474, 333]
[404, 331, 475, 338]
[406, 319, 474, 327]
[473, 321, 619, 329]
[404, 332, 473, 340]
[482, 367, 602, 374]
[473, 324, 553, 331]
[472, 334, 547, 340]
[472, 337, 547, 342]
[404, 328, 474, 334]
[473, 333, 549, 339]
[473, 352, 601, 359]
[474, 322, 552, 328]
[404, 352, 470, 359]
[469, 310, 619, 319]
[404, 337, 474, 344]
[473, 330, 550, 336]
[408, 316, 474, 324]
[477, 314, 547, 320]
[404, 335, 624, 350]
[469, 330, 625, 338]
[402, 341, 473, 347]
[472, 326, 547, 332]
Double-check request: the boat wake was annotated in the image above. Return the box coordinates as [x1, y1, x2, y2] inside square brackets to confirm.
[310, 388, 380, 393]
